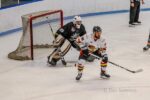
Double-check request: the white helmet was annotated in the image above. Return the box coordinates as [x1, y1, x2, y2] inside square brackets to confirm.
[73, 16, 82, 29]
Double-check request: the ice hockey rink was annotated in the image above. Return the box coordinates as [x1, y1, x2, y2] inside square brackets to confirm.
[0, 11, 150, 100]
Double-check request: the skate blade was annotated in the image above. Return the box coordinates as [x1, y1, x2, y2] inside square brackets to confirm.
[100, 76, 110, 79]
[129, 25, 135, 27]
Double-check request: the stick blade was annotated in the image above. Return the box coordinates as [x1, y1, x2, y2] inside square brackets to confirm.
[132, 69, 143, 73]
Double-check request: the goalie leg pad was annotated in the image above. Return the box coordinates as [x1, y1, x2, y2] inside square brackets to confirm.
[59, 40, 72, 57]
[48, 40, 71, 65]
[53, 35, 65, 47]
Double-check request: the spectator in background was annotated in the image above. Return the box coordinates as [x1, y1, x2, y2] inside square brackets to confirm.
[129, 0, 145, 27]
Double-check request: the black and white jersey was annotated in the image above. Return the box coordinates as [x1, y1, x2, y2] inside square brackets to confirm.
[56, 22, 86, 39]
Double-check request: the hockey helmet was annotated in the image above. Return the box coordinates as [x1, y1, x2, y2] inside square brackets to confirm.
[73, 16, 82, 29]
[93, 26, 102, 33]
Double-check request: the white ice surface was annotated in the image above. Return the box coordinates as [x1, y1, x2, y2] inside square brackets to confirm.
[0, 11, 150, 100]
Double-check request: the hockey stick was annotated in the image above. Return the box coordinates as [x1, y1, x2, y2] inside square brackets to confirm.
[89, 53, 143, 73]
[108, 61, 143, 73]
[46, 17, 55, 37]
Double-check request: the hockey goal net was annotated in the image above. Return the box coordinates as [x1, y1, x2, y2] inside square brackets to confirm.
[8, 10, 63, 60]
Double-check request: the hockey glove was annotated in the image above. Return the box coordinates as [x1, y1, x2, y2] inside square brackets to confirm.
[102, 54, 108, 63]
[70, 40, 81, 51]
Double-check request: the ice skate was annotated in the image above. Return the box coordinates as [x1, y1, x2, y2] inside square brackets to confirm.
[143, 46, 150, 51]
[129, 23, 136, 27]
[100, 72, 110, 79]
[48, 57, 57, 66]
[76, 72, 82, 80]
[61, 57, 67, 66]
[134, 21, 141, 25]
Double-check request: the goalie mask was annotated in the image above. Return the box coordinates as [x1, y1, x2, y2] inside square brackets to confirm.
[73, 16, 82, 29]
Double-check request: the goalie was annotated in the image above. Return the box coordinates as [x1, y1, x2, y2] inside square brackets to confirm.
[47, 15, 86, 66]
[75, 26, 110, 80]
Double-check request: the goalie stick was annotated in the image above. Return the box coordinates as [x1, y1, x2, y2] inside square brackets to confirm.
[46, 17, 55, 37]
[89, 53, 143, 73]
